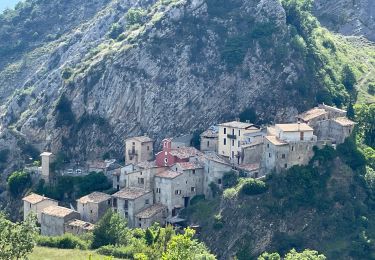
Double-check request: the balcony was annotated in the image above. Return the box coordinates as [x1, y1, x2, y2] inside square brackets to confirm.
[227, 134, 237, 139]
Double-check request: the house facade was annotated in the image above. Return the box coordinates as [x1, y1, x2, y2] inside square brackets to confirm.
[217, 121, 261, 164]
[125, 136, 154, 165]
[200, 127, 219, 152]
[76, 192, 111, 223]
[41, 205, 80, 236]
[23, 193, 58, 223]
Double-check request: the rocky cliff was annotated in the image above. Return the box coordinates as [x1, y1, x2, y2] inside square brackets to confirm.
[313, 0, 375, 41]
[0, 0, 373, 169]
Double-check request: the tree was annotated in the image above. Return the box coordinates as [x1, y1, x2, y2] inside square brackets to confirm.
[125, 8, 146, 26]
[368, 83, 375, 95]
[284, 249, 326, 260]
[92, 210, 130, 249]
[108, 23, 124, 39]
[145, 228, 154, 246]
[258, 252, 281, 260]
[7, 171, 31, 197]
[347, 102, 355, 120]
[162, 228, 216, 260]
[0, 213, 38, 260]
[341, 65, 357, 91]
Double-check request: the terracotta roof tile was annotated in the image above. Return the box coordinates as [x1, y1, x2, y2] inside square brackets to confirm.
[77, 192, 111, 204]
[169, 147, 201, 159]
[275, 123, 313, 132]
[265, 136, 288, 146]
[155, 170, 182, 179]
[333, 117, 356, 126]
[297, 108, 328, 122]
[42, 205, 78, 218]
[135, 204, 167, 219]
[23, 193, 56, 204]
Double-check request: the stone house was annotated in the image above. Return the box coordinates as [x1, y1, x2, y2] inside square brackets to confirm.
[155, 139, 201, 167]
[200, 126, 219, 152]
[263, 123, 317, 173]
[65, 219, 94, 235]
[314, 117, 355, 144]
[76, 192, 111, 223]
[217, 121, 261, 164]
[125, 136, 154, 165]
[198, 152, 232, 197]
[112, 187, 153, 227]
[41, 205, 80, 236]
[112, 164, 139, 191]
[241, 139, 264, 165]
[22, 193, 58, 223]
[135, 204, 167, 228]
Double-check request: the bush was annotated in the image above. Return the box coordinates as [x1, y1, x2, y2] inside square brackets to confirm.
[62, 67, 73, 80]
[337, 138, 366, 171]
[368, 83, 375, 95]
[108, 23, 124, 39]
[7, 171, 31, 197]
[97, 245, 134, 258]
[240, 179, 267, 196]
[37, 234, 88, 250]
[222, 171, 239, 188]
[341, 64, 357, 91]
[190, 195, 205, 205]
[125, 8, 146, 26]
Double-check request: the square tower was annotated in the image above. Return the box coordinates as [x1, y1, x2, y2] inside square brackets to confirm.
[125, 136, 154, 164]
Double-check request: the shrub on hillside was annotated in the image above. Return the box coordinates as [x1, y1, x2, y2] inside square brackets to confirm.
[222, 171, 239, 188]
[97, 245, 134, 258]
[37, 233, 88, 250]
[337, 138, 366, 171]
[125, 8, 146, 26]
[7, 171, 31, 197]
[240, 179, 267, 196]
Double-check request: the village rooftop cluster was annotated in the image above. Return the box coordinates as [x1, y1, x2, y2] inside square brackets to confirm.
[23, 104, 355, 236]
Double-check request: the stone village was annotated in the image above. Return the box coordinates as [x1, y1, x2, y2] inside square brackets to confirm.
[22, 104, 355, 236]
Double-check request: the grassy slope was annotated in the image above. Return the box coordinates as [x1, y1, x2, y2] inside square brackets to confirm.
[29, 246, 116, 260]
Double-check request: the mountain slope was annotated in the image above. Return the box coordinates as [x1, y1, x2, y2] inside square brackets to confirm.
[313, 0, 375, 42]
[0, 0, 374, 168]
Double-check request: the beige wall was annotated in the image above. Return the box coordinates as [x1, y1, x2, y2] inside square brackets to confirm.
[24, 200, 58, 223]
[218, 126, 261, 163]
[77, 200, 111, 224]
[114, 192, 153, 228]
[135, 209, 167, 229]
[200, 137, 218, 152]
[41, 154, 54, 182]
[41, 212, 80, 236]
[125, 140, 153, 164]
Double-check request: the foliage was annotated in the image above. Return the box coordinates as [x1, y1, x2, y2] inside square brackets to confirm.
[222, 171, 239, 188]
[125, 8, 146, 26]
[209, 182, 221, 197]
[7, 171, 31, 197]
[108, 23, 124, 40]
[145, 228, 154, 246]
[337, 138, 366, 172]
[259, 248, 326, 260]
[55, 95, 75, 127]
[368, 83, 375, 95]
[30, 246, 112, 260]
[37, 233, 88, 250]
[240, 178, 267, 196]
[62, 67, 73, 80]
[0, 149, 9, 163]
[341, 64, 357, 91]
[239, 107, 257, 123]
[162, 228, 216, 260]
[0, 213, 38, 260]
[97, 244, 134, 258]
[355, 104, 375, 148]
[92, 210, 130, 249]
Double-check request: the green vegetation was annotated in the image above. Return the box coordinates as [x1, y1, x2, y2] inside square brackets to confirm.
[223, 178, 267, 199]
[37, 233, 89, 250]
[35, 172, 111, 201]
[108, 23, 124, 40]
[7, 171, 31, 197]
[259, 248, 326, 260]
[125, 8, 146, 27]
[0, 214, 38, 260]
[30, 246, 113, 260]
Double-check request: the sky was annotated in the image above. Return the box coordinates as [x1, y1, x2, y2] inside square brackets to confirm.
[0, 0, 21, 13]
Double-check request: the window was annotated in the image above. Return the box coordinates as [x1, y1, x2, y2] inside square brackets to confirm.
[232, 151, 234, 158]
[238, 141, 240, 147]
[125, 212, 128, 218]
[192, 169, 196, 174]
[138, 178, 144, 184]
[300, 131, 304, 141]
[232, 129, 234, 135]
[29, 204, 31, 209]
[124, 200, 128, 210]
[140, 171, 142, 175]
[282, 154, 285, 159]
[238, 130, 241, 136]
[164, 158, 168, 163]
[191, 187, 196, 192]
[175, 190, 182, 195]
[284, 164, 288, 168]
[207, 141, 210, 147]
[147, 146, 150, 151]
[269, 153, 271, 158]
[113, 198, 117, 207]
[107, 199, 111, 205]
[224, 128, 226, 134]
[132, 142, 135, 145]
[232, 140, 234, 146]
[116, 176, 120, 182]
[218, 179, 222, 185]
[224, 138, 226, 145]
[116, 185, 120, 191]
[145, 199, 149, 205]
[267, 144, 269, 148]
[90, 210, 93, 213]
[156, 188, 161, 193]
[291, 146, 294, 151]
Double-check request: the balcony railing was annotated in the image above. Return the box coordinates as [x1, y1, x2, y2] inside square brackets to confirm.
[227, 134, 237, 139]
[128, 149, 138, 156]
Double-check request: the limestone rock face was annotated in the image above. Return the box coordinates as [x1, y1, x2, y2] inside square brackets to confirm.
[0, 0, 325, 164]
[313, 0, 375, 41]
